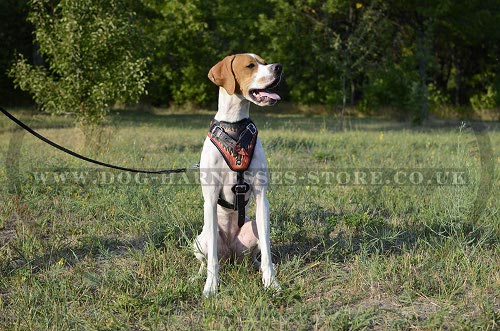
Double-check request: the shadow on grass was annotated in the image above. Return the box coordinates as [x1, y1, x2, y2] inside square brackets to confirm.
[1, 235, 149, 277]
[0, 108, 214, 131]
[2, 188, 495, 298]
[1, 217, 200, 278]
[271, 205, 497, 266]
[3, 108, 497, 133]
[1, 203, 496, 284]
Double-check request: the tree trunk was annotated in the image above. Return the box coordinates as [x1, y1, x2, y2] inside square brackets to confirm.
[33, 42, 44, 66]
[341, 74, 346, 131]
[32, 23, 44, 67]
[416, 24, 429, 123]
[350, 78, 355, 107]
[455, 62, 461, 105]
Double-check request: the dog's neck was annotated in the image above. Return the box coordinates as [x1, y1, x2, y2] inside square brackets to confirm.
[214, 87, 250, 123]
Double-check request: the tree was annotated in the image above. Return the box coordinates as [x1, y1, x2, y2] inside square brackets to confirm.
[311, 1, 387, 129]
[3, 0, 498, 118]
[381, 0, 500, 121]
[0, 0, 32, 106]
[258, 0, 343, 106]
[259, 0, 388, 127]
[142, 0, 273, 106]
[431, 0, 500, 111]
[140, 0, 214, 106]
[9, 0, 149, 124]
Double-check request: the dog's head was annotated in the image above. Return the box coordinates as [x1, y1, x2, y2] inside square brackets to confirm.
[208, 53, 282, 106]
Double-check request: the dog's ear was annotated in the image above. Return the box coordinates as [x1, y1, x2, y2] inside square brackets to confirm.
[208, 55, 236, 95]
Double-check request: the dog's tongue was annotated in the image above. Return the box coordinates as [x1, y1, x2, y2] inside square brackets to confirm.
[259, 90, 281, 100]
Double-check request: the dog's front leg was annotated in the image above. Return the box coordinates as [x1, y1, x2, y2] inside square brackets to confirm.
[202, 196, 219, 297]
[254, 186, 280, 291]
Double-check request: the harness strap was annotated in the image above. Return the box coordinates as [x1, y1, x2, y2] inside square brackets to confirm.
[217, 195, 249, 210]
[216, 172, 250, 228]
[234, 171, 249, 227]
[217, 196, 236, 210]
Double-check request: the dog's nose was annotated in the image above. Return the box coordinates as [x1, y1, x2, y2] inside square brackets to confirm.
[272, 63, 282, 74]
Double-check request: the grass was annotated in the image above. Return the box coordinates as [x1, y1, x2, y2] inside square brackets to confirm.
[0, 107, 499, 330]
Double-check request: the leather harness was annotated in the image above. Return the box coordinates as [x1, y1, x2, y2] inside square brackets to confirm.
[207, 118, 258, 227]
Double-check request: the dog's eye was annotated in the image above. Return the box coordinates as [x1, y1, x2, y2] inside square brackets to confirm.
[246, 63, 255, 69]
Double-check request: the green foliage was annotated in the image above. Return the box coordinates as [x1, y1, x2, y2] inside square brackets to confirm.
[470, 85, 498, 111]
[142, 0, 213, 106]
[9, 0, 149, 124]
[469, 72, 499, 111]
[142, 0, 274, 106]
[258, 0, 388, 106]
[428, 83, 450, 110]
[2, 0, 499, 117]
[0, 0, 32, 106]
[359, 66, 414, 113]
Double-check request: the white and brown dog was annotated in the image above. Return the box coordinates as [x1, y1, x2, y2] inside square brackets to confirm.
[194, 53, 282, 297]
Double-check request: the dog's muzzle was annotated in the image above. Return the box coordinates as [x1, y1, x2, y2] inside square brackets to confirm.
[249, 64, 283, 106]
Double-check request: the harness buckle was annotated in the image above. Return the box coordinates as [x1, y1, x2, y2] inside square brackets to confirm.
[211, 125, 223, 138]
[233, 183, 249, 194]
[246, 123, 257, 134]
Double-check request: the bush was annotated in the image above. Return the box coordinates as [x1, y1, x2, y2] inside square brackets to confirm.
[9, 0, 149, 125]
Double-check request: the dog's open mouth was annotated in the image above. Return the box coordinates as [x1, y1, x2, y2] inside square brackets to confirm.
[249, 78, 281, 105]
[250, 89, 281, 103]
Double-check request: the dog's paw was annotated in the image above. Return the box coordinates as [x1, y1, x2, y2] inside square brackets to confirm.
[263, 277, 280, 289]
[202, 277, 218, 298]
[202, 287, 217, 298]
[262, 264, 280, 294]
[263, 271, 280, 290]
[264, 278, 281, 295]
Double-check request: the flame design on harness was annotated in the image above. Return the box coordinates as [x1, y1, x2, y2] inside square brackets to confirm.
[208, 119, 258, 172]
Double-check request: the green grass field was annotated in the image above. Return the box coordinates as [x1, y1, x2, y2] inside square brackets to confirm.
[0, 108, 498, 330]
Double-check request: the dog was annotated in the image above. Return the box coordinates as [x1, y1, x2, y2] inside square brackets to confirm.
[194, 53, 282, 297]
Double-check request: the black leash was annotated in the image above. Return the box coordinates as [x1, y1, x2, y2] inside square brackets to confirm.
[0, 107, 199, 174]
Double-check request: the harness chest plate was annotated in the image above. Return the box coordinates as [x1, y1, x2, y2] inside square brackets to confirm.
[207, 118, 258, 172]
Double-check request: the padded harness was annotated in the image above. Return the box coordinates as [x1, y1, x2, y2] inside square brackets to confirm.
[208, 118, 258, 227]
